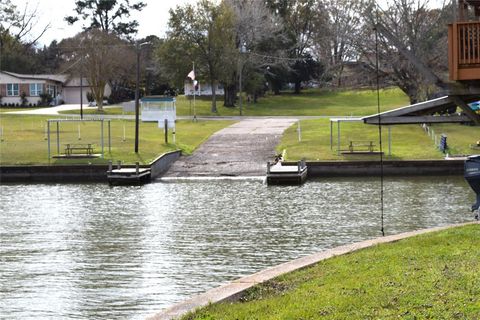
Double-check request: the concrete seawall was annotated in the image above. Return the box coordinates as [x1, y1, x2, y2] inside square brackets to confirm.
[0, 158, 464, 183]
[302, 159, 464, 177]
[0, 150, 181, 183]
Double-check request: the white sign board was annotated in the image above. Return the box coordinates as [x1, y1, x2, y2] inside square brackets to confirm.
[158, 116, 176, 129]
[141, 98, 176, 124]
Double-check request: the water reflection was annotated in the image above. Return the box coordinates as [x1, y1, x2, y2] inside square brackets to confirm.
[0, 177, 474, 319]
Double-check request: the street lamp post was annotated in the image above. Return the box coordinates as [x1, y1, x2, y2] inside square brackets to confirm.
[80, 55, 84, 120]
[238, 42, 247, 116]
[134, 41, 151, 153]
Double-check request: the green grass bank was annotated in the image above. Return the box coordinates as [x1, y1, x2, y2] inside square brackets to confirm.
[59, 87, 409, 117]
[183, 224, 480, 320]
[278, 119, 479, 160]
[0, 114, 234, 165]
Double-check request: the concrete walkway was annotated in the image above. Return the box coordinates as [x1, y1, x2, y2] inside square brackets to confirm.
[6, 103, 121, 116]
[163, 118, 298, 177]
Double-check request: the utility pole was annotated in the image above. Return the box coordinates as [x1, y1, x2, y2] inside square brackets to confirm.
[134, 41, 151, 153]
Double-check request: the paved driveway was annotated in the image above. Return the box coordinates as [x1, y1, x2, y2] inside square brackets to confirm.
[164, 118, 297, 177]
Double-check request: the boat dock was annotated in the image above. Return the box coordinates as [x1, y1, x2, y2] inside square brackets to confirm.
[266, 160, 308, 185]
[107, 161, 151, 185]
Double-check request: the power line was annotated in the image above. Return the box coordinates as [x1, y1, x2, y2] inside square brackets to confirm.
[375, 5, 385, 238]
[248, 51, 310, 62]
[56, 57, 83, 75]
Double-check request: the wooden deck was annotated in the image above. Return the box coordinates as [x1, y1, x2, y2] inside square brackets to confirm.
[449, 21, 480, 81]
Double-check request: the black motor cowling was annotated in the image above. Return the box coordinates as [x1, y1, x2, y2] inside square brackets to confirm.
[465, 155, 480, 213]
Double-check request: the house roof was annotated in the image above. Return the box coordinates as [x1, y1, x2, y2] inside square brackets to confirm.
[1, 71, 68, 83]
[362, 95, 479, 125]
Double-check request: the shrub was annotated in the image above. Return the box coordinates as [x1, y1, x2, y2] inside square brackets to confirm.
[20, 92, 28, 107]
[86, 92, 95, 103]
[39, 93, 53, 106]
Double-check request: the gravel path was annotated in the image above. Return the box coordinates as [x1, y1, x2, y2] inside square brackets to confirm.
[164, 118, 297, 177]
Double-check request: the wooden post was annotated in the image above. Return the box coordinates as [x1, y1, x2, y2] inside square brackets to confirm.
[108, 120, 111, 153]
[267, 162, 270, 174]
[136, 162, 140, 175]
[108, 160, 112, 172]
[337, 121, 341, 156]
[47, 121, 51, 159]
[330, 120, 333, 150]
[56, 121, 60, 156]
[388, 126, 392, 156]
[117, 160, 121, 169]
[297, 120, 301, 142]
[164, 119, 168, 144]
[101, 120, 104, 158]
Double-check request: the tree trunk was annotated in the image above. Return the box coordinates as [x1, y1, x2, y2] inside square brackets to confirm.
[93, 82, 106, 111]
[210, 80, 217, 113]
[294, 81, 301, 94]
[223, 83, 236, 107]
[271, 81, 281, 95]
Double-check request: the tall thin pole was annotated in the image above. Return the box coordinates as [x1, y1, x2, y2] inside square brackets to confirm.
[239, 59, 243, 116]
[134, 42, 140, 153]
[375, 7, 385, 237]
[193, 62, 197, 122]
[80, 55, 83, 120]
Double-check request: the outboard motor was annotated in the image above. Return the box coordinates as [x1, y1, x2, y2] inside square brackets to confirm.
[465, 155, 480, 219]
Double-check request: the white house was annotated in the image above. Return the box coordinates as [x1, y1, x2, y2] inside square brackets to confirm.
[0, 71, 111, 106]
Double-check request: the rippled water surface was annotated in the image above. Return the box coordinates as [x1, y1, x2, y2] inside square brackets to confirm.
[0, 176, 475, 319]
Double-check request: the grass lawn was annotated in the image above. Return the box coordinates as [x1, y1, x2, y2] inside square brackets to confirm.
[183, 224, 480, 320]
[277, 119, 478, 160]
[59, 87, 409, 117]
[0, 114, 234, 165]
[429, 123, 480, 155]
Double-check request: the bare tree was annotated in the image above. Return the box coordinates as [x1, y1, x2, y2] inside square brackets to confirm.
[358, 0, 450, 103]
[223, 0, 285, 105]
[60, 29, 135, 110]
[313, 0, 365, 87]
[0, 0, 50, 46]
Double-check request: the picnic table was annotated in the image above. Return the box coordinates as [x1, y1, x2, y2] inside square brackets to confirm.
[348, 140, 375, 153]
[65, 143, 94, 156]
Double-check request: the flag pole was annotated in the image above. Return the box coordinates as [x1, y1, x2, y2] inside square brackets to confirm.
[193, 62, 197, 122]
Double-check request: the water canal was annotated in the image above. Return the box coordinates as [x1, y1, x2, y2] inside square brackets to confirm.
[0, 176, 475, 319]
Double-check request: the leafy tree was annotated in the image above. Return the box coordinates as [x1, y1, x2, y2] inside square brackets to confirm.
[289, 53, 323, 92]
[65, 0, 146, 38]
[265, 0, 323, 94]
[160, 0, 236, 113]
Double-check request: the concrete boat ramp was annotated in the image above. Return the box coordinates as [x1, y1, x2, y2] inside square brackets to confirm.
[163, 118, 297, 178]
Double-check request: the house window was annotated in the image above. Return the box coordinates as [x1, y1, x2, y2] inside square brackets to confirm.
[29, 83, 43, 96]
[47, 84, 56, 97]
[6, 83, 19, 96]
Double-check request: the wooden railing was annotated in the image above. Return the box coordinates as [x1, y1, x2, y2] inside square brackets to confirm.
[449, 21, 480, 80]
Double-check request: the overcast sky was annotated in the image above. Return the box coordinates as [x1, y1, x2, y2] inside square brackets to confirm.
[10, 0, 197, 46]
[11, 0, 447, 46]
